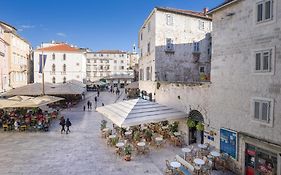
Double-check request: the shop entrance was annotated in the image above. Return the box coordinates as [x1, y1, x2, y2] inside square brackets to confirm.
[188, 110, 204, 145]
[245, 143, 278, 175]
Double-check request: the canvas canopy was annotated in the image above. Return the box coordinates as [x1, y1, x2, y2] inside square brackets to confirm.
[96, 98, 187, 127]
[3, 82, 85, 97]
[125, 81, 139, 89]
[0, 95, 64, 108]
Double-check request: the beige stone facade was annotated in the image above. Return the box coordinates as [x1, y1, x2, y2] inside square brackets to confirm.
[0, 21, 31, 89]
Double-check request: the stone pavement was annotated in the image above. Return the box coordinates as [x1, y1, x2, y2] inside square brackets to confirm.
[0, 91, 235, 175]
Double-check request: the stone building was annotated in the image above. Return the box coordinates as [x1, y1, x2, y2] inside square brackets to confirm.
[0, 24, 9, 93]
[86, 50, 134, 84]
[208, 0, 281, 174]
[138, 7, 212, 96]
[33, 42, 87, 84]
[0, 21, 31, 89]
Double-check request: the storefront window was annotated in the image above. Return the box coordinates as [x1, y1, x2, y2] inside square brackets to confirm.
[245, 144, 277, 175]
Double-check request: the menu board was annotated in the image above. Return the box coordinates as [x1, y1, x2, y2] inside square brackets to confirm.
[220, 128, 237, 159]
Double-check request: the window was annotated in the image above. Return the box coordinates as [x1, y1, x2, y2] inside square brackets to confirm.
[199, 66, 205, 73]
[100, 65, 103, 70]
[63, 77, 66, 83]
[52, 53, 55, 60]
[76, 62, 80, 66]
[52, 77, 56, 84]
[87, 59, 90, 63]
[147, 42, 150, 54]
[114, 60, 117, 63]
[140, 49, 143, 57]
[148, 22, 151, 32]
[166, 14, 173, 26]
[193, 42, 200, 52]
[63, 54, 66, 60]
[100, 54, 103, 57]
[254, 99, 271, 123]
[165, 38, 174, 52]
[94, 59, 96, 63]
[63, 64, 66, 73]
[52, 64, 56, 73]
[121, 60, 124, 63]
[257, 0, 273, 23]
[199, 20, 205, 30]
[120, 66, 124, 70]
[255, 50, 271, 72]
[139, 69, 144, 80]
[140, 32, 143, 40]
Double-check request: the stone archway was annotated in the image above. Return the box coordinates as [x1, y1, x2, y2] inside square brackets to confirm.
[188, 110, 204, 144]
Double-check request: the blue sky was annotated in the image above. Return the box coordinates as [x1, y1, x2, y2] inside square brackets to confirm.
[1, 0, 223, 51]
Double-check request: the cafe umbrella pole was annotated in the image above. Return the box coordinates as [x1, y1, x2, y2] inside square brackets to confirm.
[41, 43, 45, 96]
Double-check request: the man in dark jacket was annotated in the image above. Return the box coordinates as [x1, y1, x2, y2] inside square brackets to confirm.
[66, 118, 72, 134]
[60, 116, 66, 134]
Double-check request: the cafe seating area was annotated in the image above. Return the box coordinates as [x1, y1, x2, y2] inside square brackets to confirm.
[165, 143, 234, 175]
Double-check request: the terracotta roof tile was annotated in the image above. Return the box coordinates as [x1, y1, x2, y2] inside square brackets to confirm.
[38, 44, 80, 52]
[156, 7, 212, 20]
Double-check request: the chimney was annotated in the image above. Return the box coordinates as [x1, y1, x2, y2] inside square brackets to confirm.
[203, 8, 208, 15]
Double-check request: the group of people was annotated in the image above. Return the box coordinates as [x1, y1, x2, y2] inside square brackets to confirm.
[0, 109, 55, 132]
[109, 86, 120, 95]
[59, 116, 71, 134]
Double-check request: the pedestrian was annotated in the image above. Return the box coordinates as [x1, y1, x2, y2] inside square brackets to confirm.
[97, 90, 100, 97]
[90, 102, 92, 110]
[87, 100, 90, 110]
[66, 118, 72, 134]
[59, 116, 66, 134]
[102, 103, 104, 106]
[83, 105, 86, 111]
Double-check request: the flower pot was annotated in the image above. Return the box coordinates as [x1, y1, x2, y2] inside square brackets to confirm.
[124, 154, 131, 161]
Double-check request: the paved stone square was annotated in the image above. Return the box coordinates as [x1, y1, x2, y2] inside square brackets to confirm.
[0, 91, 234, 175]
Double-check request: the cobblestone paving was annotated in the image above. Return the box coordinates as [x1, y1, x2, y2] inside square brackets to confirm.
[0, 91, 234, 175]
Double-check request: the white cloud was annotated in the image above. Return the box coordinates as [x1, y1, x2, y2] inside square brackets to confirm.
[20, 25, 35, 29]
[18, 28, 23, 32]
[56, 32, 67, 37]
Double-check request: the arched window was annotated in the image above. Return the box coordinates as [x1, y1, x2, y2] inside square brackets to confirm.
[52, 64, 55, 73]
[63, 64, 66, 73]
[52, 77, 56, 84]
[63, 77, 66, 83]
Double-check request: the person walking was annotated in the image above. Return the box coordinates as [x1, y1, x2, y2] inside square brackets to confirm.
[66, 118, 72, 134]
[97, 90, 100, 97]
[94, 96, 98, 109]
[87, 100, 90, 110]
[60, 116, 66, 134]
[83, 105, 86, 111]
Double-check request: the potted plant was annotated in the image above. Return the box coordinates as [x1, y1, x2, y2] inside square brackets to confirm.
[186, 118, 196, 128]
[144, 130, 153, 142]
[124, 144, 132, 161]
[133, 131, 141, 142]
[196, 122, 204, 131]
[100, 120, 107, 131]
[169, 121, 179, 133]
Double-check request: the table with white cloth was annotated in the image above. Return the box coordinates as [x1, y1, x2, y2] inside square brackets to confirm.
[198, 144, 207, 149]
[194, 158, 205, 166]
[170, 161, 181, 173]
[210, 151, 221, 169]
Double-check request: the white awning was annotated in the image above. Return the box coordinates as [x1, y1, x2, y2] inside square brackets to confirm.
[96, 98, 187, 127]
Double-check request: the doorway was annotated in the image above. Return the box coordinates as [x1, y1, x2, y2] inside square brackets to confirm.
[188, 110, 204, 145]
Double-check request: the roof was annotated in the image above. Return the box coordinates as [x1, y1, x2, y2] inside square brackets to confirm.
[37, 43, 81, 52]
[208, 0, 240, 14]
[156, 7, 212, 20]
[94, 50, 127, 54]
[0, 21, 17, 31]
[97, 98, 187, 127]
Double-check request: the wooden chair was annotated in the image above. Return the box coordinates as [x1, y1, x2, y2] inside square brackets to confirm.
[165, 160, 173, 175]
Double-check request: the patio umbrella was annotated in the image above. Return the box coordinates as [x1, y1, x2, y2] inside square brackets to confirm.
[96, 98, 187, 127]
[8, 95, 64, 108]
